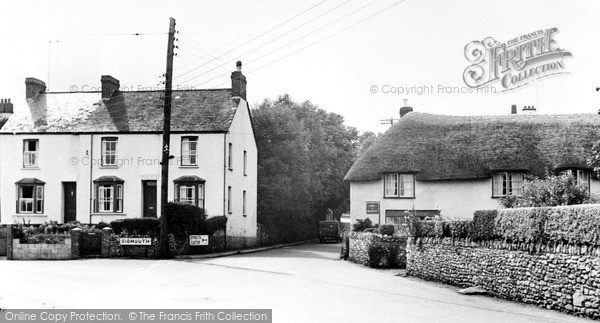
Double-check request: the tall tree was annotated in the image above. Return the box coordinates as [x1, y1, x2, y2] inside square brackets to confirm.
[253, 95, 358, 240]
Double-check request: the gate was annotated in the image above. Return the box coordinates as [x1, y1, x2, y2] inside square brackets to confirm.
[82, 232, 102, 257]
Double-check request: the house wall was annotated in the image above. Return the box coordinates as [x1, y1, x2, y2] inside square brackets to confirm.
[350, 177, 600, 224]
[0, 132, 226, 225]
[351, 178, 499, 224]
[224, 100, 258, 245]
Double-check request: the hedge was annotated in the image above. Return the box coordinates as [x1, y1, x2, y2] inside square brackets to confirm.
[410, 205, 600, 246]
[471, 210, 498, 241]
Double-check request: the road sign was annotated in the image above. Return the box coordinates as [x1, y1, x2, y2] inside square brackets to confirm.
[189, 235, 209, 246]
[119, 237, 152, 245]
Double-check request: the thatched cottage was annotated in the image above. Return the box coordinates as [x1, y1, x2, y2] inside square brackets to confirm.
[344, 105, 600, 225]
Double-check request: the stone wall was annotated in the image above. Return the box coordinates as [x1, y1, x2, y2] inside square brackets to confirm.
[11, 237, 72, 260]
[349, 232, 406, 268]
[407, 237, 600, 319]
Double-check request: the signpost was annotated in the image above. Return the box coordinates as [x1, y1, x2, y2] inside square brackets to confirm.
[189, 235, 209, 246]
[119, 237, 152, 246]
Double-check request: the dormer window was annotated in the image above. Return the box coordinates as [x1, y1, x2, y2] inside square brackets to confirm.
[492, 172, 524, 197]
[384, 173, 414, 198]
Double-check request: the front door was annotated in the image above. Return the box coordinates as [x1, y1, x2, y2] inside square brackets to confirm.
[63, 182, 77, 223]
[143, 180, 157, 218]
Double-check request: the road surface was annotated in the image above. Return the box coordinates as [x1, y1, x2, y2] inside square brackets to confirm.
[0, 243, 590, 322]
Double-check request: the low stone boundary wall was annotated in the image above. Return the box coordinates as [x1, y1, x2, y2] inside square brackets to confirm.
[349, 232, 406, 268]
[407, 237, 600, 319]
[10, 237, 72, 260]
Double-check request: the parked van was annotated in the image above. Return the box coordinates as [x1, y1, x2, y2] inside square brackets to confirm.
[318, 220, 342, 243]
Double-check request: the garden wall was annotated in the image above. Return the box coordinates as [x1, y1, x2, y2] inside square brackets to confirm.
[10, 237, 72, 260]
[349, 232, 406, 268]
[408, 237, 600, 319]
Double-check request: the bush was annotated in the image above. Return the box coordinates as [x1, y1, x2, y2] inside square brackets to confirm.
[471, 210, 499, 240]
[367, 243, 384, 268]
[122, 218, 160, 236]
[162, 202, 208, 237]
[206, 216, 228, 234]
[353, 218, 374, 232]
[378, 224, 395, 236]
[448, 220, 471, 238]
[545, 205, 600, 245]
[95, 222, 111, 230]
[110, 220, 125, 235]
[411, 220, 436, 238]
[499, 174, 592, 208]
[496, 207, 548, 243]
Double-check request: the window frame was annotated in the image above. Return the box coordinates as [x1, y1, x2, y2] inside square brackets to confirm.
[93, 181, 124, 213]
[383, 173, 415, 198]
[23, 139, 39, 168]
[101, 137, 118, 167]
[180, 136, 198, 166]
[561, 169, 591, 194]
[173, 179, 205, 209]
[492, 172, 524, 198]
[228, 143, 233, 170]
[16, 183, 44, 214]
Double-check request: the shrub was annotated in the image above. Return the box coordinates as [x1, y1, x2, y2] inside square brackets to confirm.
[545, 205, 600, 245]
[499, 174, 591, 208]
[411, 220, 436, 238]
[206, 216, 228, 234]
[95, 222, 111, 230]
[448, 220, 471, 238]
[110, 220, 125, 235]
[122, 218, 160, 236]
[353, 218, 373, 232]
[378, 224, 395, 236]
[367, 243, 384, 268]
[471, 210, 499, 241]
[162, 202, 208, 237]
[496, 207, 548, 243]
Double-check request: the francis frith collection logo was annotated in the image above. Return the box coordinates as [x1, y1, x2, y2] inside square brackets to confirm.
[463, 28, 572, 92]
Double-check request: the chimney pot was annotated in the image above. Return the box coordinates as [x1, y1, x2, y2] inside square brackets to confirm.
[25, 77, 46, 99]
[400, 99, 413, 118]
[511, 104, 517, 114]
[0, 97, 13, 113]
[101, 75, 120, 99]
[231, 61, 247, 100]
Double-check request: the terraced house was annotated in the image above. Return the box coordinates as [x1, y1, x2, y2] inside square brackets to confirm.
[344, 104, 600, 225]
[0, 63, 257, 246]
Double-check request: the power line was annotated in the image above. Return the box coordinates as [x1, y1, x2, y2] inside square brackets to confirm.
[180, 0, 354, 85]
[194, 0, 390, 89]
[174, 0, 328, 81]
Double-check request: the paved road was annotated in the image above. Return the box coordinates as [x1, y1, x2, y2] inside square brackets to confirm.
[0, 243, 591, 322]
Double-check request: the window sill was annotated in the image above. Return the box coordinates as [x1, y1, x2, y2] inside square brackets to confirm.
[14, 214, 47, 217]
[180, 165, 199, 168]
[21, 167, 40, 170]
[383, 196, 415, 199]
[91, 213, 126, 216]
[228, 168, 233, 171]
[99, 165, 119, 169]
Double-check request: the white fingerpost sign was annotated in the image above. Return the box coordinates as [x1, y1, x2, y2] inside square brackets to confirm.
[189, 235, 209, 246]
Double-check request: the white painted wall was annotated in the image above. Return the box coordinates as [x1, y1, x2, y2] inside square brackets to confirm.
[0, 99, 257, 240]
[224, 99, 258, 238]
[349, 177, 600, 224]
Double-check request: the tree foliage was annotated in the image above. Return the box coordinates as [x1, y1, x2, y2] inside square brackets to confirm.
[499, 174, 592, 208]
[253, 94, 358, 241]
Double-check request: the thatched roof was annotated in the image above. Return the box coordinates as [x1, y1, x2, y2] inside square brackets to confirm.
[345, 112, 600, 182]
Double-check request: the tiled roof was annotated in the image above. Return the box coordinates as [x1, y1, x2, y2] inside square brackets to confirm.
[0, 89, 236, 133]
[344, 112, 600, 181]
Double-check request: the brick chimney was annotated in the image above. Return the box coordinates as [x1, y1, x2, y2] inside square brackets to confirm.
[25, 78, 46, 99]
[101, 75, 120, 99]
[399, 98, 413, 117]
[511, 104, 517, 114]
[0, 99, 13, 113]
[231, 61, 247, 100]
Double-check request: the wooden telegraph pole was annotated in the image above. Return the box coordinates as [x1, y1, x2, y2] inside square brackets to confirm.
[160, 17, 176, 258]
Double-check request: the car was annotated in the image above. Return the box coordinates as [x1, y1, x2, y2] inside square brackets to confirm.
[318, 220, 342, 243]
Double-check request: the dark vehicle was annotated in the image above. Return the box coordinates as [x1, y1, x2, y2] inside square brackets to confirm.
[318, 220, 342, 243]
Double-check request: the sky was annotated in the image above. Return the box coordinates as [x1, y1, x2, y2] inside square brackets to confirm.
[0, 0, 599, 134]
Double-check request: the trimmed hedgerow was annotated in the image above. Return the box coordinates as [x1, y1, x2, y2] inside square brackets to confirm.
[496, 207, 548, 243]
[471, 210, 499, 241]
[206, 216, 227, 234]
[122, 218, 160, 236]
[540, 205, 600, 245]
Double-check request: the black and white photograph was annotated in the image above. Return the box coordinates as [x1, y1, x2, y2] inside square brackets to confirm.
[0, 1, 599, 322]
